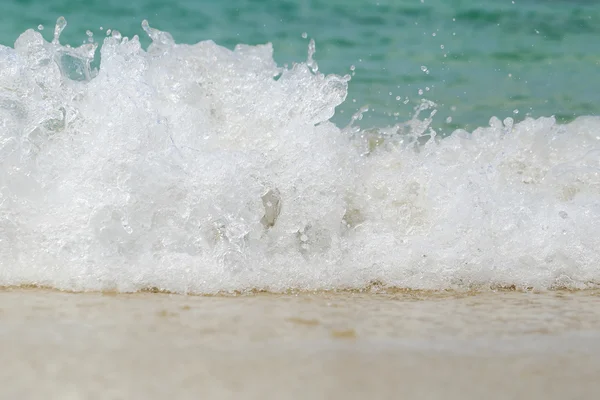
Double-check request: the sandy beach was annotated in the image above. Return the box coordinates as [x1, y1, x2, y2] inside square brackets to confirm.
[1, 288, 599, 399]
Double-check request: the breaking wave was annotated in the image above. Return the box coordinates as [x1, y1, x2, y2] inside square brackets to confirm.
[1, 19, 599, 293]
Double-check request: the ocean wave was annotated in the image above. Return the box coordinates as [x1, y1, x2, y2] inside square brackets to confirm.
[1, 19, 599, 293]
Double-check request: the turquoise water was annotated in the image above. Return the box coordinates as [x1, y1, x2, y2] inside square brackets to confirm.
[2, 0, 599, 131]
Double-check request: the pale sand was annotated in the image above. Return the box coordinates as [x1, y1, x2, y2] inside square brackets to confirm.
[1, 289, 600, 399]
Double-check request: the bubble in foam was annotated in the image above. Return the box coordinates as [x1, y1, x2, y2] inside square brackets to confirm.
[1, 19, 600, 294]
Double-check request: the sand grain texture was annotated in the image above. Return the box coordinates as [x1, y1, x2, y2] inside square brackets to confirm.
[1, 289, 599, 399]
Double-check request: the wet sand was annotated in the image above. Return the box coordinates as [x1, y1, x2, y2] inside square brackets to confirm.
[1, 288, 600, 399]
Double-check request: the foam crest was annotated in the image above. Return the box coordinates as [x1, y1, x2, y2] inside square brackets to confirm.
[1, 19, 599, 293]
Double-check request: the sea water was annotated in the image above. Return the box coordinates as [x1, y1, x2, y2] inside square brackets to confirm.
[1, 0, 600, 293]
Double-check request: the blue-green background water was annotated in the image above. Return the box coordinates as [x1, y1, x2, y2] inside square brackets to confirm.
[2, 0, 599, 132]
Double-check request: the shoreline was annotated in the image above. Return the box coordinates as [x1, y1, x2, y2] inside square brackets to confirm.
[3, 283, 600, 297]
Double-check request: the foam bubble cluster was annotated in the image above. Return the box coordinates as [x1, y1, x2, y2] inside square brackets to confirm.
[1, 19, 599, 293]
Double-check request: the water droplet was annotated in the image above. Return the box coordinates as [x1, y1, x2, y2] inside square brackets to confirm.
[37, 24, 44, 31]
[53, 16, 67, 44]
[513, 109, 519, 114]
[395, 96, 401, 101]
[301, 32, 307, 39]
[350, 65, 355, 71]
[446, 116, 452, 123]
[306, 39, 318, 73]
[440, 44, 445, 49]
[142, 20, 175, 46]
[418, 89, 424, 95]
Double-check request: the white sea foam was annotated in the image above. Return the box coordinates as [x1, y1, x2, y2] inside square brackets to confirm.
[1, 19, 599, 293]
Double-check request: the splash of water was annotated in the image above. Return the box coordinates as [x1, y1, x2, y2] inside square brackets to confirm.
[1, 18, 599, 293]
